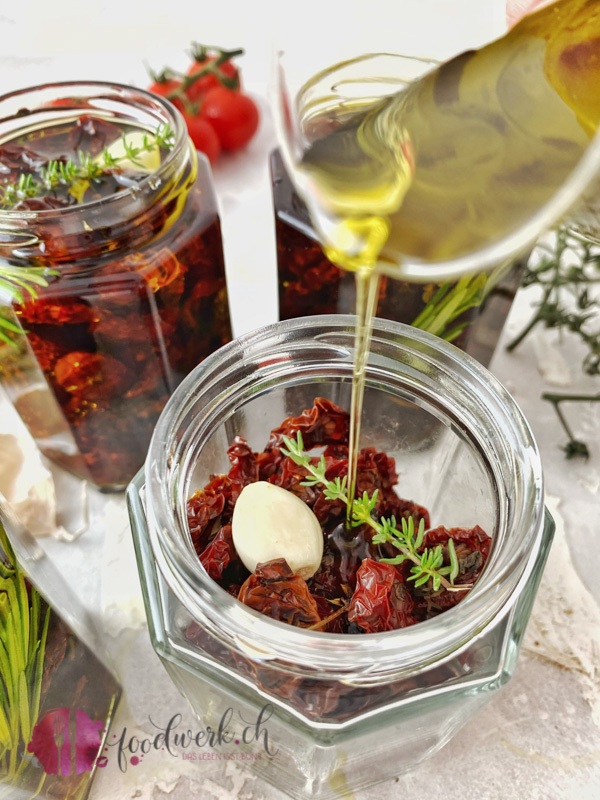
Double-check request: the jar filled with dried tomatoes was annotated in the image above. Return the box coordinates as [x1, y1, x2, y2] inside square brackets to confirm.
[0, 82, 232, 490]
[270, 148, 529, 368]
[128, 315, 554, 800]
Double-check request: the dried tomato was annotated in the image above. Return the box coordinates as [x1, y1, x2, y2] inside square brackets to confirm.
[17, 298, 94, 326]
[347, 559, 418, 633]
[185, 397, 491, 637]
[238, 559, 322, 628]
[187, 487, 226, 555]
[54, 351, 131, 401]
[199, 524, 237, 580]
[227, 436, 259, 485]
[414, 525, 492, 617]
[266, 397, 350, 451]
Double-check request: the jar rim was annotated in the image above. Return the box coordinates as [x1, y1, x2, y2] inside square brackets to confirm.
[141, 315, 546, 677]
[0, 80, 190, 220]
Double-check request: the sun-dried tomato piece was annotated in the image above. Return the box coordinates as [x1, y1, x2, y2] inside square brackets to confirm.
[54, 351, 130, 399]
[264, 454, 320, 508]
[199, 524, 237, 580]
[266, 397, 350, 451]
[63, 394, 109, 425]
[424, 525, 491, 574]
[15, 196, 74, 211]
[238, 558, 322, 628]
[125, 248, 187, 293]
[347, 558, 418, 633]
[227, 436, 259, 485]
[414, 525, 492, 618]
[187, 488, 227, 555]
[17, 298, 94, 326]
[25, 332, 65, 373]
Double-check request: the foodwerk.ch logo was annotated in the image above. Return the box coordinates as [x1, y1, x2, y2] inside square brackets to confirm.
[24, 704, 277, 775]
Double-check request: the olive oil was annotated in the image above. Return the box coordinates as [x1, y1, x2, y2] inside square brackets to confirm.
[298, 0, 600, 281]
[285, 0, 600, 510]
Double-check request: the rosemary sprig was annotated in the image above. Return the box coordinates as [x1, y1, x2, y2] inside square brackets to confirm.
[0, 123, 175, 210]
[0, 265, 58, 346]
[0, 519, 51, 783]
[506, 226, 599, 457]
[280, 432, 465, 592]
[411, 273, 488, 343]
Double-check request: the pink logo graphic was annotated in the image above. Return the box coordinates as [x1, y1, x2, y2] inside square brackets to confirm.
[27, 708, 104, 776]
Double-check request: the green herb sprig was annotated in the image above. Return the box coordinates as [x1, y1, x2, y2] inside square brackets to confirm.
[506, 226, 599, 457]
[281, 432, 466, 593]
[0, 123, 175, 210]
[0, 265, 58, 345]
[411, 273, 488, 343]
[0, 520, 50, 784]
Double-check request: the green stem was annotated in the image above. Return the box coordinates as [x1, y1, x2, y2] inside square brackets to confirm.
[162, 45, 245, 112]
[542, 391, 600, 458]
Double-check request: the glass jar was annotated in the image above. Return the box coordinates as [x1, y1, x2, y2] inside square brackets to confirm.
[271, 148, 528, 367]
[0, 81, 232, 491]
[128, 315, 553, 800]
[0, 495, 121, 798]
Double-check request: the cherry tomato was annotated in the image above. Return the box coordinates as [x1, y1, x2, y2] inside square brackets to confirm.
[43, 97, 90, 109]
[200, 87, 259, 151]
[147, 79, 185, 111]
[183, 114, 221, 163]
[185, 57, 241, 102]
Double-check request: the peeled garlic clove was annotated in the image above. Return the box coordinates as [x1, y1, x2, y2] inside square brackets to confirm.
[232, 481, 324, 579]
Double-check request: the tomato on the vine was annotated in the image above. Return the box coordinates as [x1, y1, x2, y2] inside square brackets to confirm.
[147, 78, 185, 111]
[182, 113, 221, 163]
[185, 57, 241, 102]
[200, 87, 259, 151]
[146, 43, 260, 161]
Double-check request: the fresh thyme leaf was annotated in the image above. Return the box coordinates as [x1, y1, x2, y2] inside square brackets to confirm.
[280, 432, 467, 592]
[507, 227, 600, 375]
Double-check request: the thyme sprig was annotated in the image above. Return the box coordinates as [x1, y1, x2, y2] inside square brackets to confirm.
[281, 432, 465, 592]
[541, 391, 600, 460]
[506, 226, 599, 457]
[507, 227, 600, 375]
[0, 123, 175, 209]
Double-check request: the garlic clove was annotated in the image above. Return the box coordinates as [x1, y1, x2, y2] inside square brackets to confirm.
[232, 481, 324, 580]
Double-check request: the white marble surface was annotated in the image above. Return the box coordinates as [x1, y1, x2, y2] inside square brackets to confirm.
[1, 2, 600, 799]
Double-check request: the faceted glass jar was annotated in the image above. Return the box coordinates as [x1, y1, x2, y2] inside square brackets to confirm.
[0, 81, 232, 491]
[271, 148, 528, 367]
[127, 316, 554, 800]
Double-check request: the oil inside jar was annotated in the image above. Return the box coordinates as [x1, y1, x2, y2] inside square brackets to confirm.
[0, 108, 232, 490]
